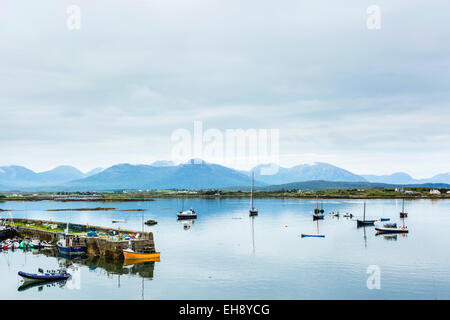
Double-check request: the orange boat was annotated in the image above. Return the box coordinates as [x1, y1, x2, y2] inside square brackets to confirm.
[123, 248, 160, 260]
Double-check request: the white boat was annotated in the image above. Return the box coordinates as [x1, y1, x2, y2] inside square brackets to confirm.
[177, 198, 197, 219]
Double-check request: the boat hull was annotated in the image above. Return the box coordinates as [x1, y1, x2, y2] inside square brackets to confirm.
[18, 271, 71, 283]
[301, 234, 325, 238]
[376, 227, 408, 234]
[177, 215, 197, 220]
[313, 214, 324, 220]
[357, 220, 376, 226]
[57, 245, 87, 255]
[123, 251, 161, 260]
[0, 228, 15, 240]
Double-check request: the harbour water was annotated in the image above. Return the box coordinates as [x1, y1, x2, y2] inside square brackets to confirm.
[1, 198, 449, 299]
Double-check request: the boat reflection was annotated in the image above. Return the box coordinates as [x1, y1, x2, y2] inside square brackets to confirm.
[18, 279, 68, 292]
[37, 248, 156, 279]
[178, 219, 196, 230]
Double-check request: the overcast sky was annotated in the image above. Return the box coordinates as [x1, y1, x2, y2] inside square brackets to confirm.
[1, 0, 449, 178]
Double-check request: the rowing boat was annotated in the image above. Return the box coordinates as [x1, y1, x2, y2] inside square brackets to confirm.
[301, 234, 325, 238]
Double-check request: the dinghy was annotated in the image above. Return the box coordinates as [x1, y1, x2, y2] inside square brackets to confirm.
[18, 268, 71, 283]
[301, 234, 325, 238]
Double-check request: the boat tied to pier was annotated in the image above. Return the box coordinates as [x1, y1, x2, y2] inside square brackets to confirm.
[57, 223, 87, 256]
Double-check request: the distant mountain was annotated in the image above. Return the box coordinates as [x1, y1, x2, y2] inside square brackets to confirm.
[0, 165, 104, 188]
[362, 172, 450, 185]
[426, 173, 450, 184]
[0, 161, 448, 191]
[37, 166, 85, 184]
[252, 162, 367, 185]
[362, 172, 417, 184]
[225, 180, 450, 192]
[84, 167, 103, 177]
[0, 166, 37, 187]
[151, 160, 175, 167]
[66, 160, 262, 190]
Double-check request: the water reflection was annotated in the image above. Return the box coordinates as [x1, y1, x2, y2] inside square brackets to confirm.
[178, 219, 196, 230]
[38, 249, 156, 279]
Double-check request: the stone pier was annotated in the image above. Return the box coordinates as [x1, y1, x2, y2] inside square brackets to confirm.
[10, 218, 155, 260]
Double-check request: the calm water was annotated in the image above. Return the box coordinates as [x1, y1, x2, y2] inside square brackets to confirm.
[1, 198, 449, 299]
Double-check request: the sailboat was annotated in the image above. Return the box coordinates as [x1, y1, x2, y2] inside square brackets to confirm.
[177, 197, 197, 220]
[356, 202, 376, 227]
[249, 172, 258, 216]
[400, 198, 408, 218]
[312, 197, 324, 220]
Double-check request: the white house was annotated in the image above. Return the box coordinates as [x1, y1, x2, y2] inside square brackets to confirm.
[430, 189, 441, 195]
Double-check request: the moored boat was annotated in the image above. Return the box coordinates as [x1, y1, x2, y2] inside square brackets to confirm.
[375, 226, 409, 234]
[123, 248, 160, 261]
[356, 202, 376, 227]
[312, 198, 324, 220]
[400, 198, 408, 218]
[57, 223, 87, 256]
[249, 172, 258, 216]
[18, 268, 71, 283]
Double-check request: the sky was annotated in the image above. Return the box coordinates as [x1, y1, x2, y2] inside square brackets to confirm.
[0, 0, 449, 178]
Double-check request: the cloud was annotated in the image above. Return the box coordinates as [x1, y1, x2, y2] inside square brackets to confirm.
[0, 0, 449, 177]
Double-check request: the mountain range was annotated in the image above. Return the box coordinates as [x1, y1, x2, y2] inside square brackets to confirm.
[0, 160, 448, 191]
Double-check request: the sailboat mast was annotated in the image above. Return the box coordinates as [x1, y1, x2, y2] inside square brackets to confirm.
[250, 172, 254, 209]
[402, 198, 405, 212]
[363, 202, 366, 221]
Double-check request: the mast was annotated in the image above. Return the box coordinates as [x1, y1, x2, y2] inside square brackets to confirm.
[363, 202, 366, 221]
[402, 198, 405, 212]
[250, 172, 254, 209]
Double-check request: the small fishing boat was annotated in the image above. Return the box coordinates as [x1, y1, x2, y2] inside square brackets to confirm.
[144, 219, 157, 226]
[0, 213, 15, 240]
[400, 199, 408, 218]
[382, 223, 397, 228]
[330, 212, 340, 217]
[29, 239, 41, 249]
[343, 212, 353, 218]
[301, 234, 325, 238]
[356, 202, 376, 227]
[249, 172, 258, 216]
[57, 223, 87, 256]
[375, 226, 409, 234]
[123, 248, 161, 260]
[18, 268, 71, 283]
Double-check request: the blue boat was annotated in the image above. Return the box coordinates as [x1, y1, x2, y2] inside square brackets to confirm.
[18, 268, 71, 283]
[379, 218, 390, 222]
[301, 234, 325, 238]
[56, 223, 87, 256]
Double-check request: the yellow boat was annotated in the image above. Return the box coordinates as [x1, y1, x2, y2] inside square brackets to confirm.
[123, 248, 161, 260]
